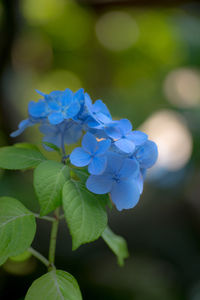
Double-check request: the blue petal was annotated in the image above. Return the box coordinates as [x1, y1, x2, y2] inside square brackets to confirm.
[128, 130, 148, 145]
[39, 123, 59, 135]
[118, 119, 132, 135]
[85, 117, 101, 128]
[61, 89, 73, 106]
[10, 119, 32, 137]
[48, 112, 64, 125]
[28, 100, 47, 118]
[35, 89, 46, 97]
[50, 91, 62, 99]
[136, 140, 158, 168]
[66, 101, 80, 118]
[105, 125, 121, 139]
[74, 88, 84, 104]
[96, 112, 112, 124]
[70, 147, 91, 167]
[86, 174, 113, 194]
[93, 100, 112, 118]
[88, 156, 107, 175]
[95, 139, 111, 156]
[115, 138, 135, 153]
[106, 152, 124, 174]
[82, 132, 98, 154]
[84, 93, 93, 109]
[119, 157, 140, 179]
[48, 100, 60, 111]
[64, 122, 82, 145]
[42, 133, 61, 151]
[110, 180, 140, 211]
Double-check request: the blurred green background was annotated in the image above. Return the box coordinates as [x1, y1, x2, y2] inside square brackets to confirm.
[1, 0, 200, 299]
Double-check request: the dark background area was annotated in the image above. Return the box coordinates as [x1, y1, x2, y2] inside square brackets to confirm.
[1, 0, 200, 299]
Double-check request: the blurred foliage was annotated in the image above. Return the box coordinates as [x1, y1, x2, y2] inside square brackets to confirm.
[1, 0, 200, 299]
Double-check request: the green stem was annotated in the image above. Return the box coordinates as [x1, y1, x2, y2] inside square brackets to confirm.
[48, 208, 59, 271]
[34, 213, 55, 222]
[28, 247, 50, 268]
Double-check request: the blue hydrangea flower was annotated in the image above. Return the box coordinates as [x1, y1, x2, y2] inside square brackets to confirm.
[29, 88, 84, 125]
[70, 132, 111, 175]
[11, 88, 84, 140]
[11, 86, 158, 211]
[106, 119, 148, 154]
[86, 152, 141, 211]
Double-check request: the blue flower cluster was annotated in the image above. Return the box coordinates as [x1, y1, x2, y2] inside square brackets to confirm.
[11, 88, 158, 211]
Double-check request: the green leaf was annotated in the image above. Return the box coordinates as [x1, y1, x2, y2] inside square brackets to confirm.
[62, 180, 107, 250]
[10, 250, 32, 262]
[0, 146, 46, 169]
[72, 168, 89, 183]
[14, 142, 40, 151]
[72, 169, 112, 209]
[102, 226, 129, 266]
[25, 270, 82, 300]
[0, 197, 36, 265]
[43, 142, 61, 153]
[34, 160, 70, 216]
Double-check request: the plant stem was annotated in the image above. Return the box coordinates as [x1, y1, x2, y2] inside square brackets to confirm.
[48, 208, 59, 271]
[60, 132, 66, 163]
[28, 247, 50, 268]
[34, 213, 55, 222]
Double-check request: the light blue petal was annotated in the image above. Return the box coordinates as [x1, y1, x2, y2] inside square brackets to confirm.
[136, 140, 158, 168]
[28, 100, 47, 118]
[82, 132, 98, 154]
[86, 174, 113, 194]
[96, 112, 112, 124]
[48, 112, 64, 125]
[137, 173, 144, 194]
[10, 119, 33, 137]
[119, 157, 140, 179]
[115, 138, 135, 153]
[110, 180, 140, 211]
[88, 156, 107, 175]
[127, 130, 148, 145]
[118, 119, 132, 135]
[95, 139, 111, 156]
[70, 147, 91, 167]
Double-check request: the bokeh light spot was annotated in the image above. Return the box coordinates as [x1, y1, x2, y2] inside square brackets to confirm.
[164, 68, 200, 108]
[36, 69, 82, 93]
[140, 110, 193, 171]
[95, 11, 139, 52]
[22, 0, 65, 24]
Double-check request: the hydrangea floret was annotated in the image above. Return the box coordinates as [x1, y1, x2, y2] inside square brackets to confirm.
[11, 88, 158, 211]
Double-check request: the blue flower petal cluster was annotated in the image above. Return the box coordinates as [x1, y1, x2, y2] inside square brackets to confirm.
[11, 88, 158, 211]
